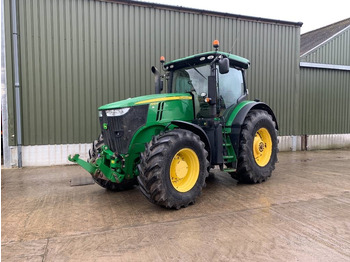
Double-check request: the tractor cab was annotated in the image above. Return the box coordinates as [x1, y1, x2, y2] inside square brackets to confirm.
[167, 54, 247, 118]
[159, 42, 250, 120]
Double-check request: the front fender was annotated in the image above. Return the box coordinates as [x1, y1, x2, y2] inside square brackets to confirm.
[171, 120, 212, 163]
[125, 124, 169, 175]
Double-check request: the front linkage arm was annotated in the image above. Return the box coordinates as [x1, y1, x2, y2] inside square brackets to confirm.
[68, 145, 125, 183]
[68, 154, 97, 174]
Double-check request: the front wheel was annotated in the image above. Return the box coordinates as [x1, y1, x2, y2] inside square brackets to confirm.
[137, 129, 209, 209]
[92, 175, 137, 192]
[232, 110, 278, 183]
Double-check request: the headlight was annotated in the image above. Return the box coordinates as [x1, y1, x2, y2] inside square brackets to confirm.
[105, 107, 130, 117]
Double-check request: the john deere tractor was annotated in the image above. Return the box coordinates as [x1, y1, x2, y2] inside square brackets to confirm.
[69, 40, 278, 209]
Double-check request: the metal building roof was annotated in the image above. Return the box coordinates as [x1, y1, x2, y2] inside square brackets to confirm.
[300, 18, 350, 56]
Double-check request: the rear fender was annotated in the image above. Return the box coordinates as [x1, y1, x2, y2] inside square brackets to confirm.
[230, 102, 278, 156]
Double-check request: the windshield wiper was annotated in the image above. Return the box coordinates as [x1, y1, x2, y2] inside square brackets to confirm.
[188, 64, 207, 80]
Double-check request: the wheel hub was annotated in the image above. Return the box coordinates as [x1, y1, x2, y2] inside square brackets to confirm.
[170, 148, 200, 192]
[258, 141, 265, 152]
[174, 156, 189, 179]
[253, 128, 272, 167]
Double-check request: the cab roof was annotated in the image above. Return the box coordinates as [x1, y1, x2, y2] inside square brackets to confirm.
[164, 51, 250, 71]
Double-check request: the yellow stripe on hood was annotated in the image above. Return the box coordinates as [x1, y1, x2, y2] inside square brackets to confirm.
[135, 96, 192, 105]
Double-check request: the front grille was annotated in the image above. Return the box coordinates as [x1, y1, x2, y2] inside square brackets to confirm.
[99, 104, 149, 153]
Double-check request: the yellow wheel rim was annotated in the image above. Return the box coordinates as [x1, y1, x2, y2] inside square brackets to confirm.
[170, 148, 200, 192]
[253, 128, 272, 167]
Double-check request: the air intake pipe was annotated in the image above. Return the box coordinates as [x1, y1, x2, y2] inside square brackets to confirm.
[151, 66, 163, 94]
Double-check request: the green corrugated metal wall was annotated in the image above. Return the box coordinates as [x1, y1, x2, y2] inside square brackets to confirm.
[300, 26, 350, 135]
[5, 0, 301, 146]
[300, 68, 350, 134]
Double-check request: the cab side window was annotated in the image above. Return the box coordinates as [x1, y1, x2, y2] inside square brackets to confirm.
[218, 67, 244, 110]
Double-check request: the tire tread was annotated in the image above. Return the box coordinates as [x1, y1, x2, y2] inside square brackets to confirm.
[137, 129, 209, 209]
[233, 110, 278, 184]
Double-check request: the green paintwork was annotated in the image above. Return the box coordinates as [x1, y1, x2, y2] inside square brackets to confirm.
[123, 98, 194, 177]
[224, 100, 254, 127]
[96, 145, 125, 182]
[99, 93, 192, 110]
[69, 97, 256, 182]
[68, 144, 125, 183]
[123, 125, 169, 176]
[68, 154, 97, 174]
[222, 131, 236, 165]
[164, 51, 250, 69]
[70, 96, 195, 183]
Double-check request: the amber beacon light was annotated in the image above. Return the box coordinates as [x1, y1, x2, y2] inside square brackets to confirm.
[212, 39, 220, 49]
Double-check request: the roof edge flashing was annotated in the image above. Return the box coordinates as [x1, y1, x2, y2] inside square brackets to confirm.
[99, 0, 303, 27]
[300, 62, 350, 71]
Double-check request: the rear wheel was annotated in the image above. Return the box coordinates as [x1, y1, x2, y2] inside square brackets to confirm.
[232, 110, 278, 183]
[88, 134, 137, 191]
[137, 129, 209, 209]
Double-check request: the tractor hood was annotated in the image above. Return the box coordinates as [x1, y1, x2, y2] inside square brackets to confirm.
[98, 93, 192, 110]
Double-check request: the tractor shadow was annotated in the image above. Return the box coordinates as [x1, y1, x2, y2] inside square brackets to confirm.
[205, 169, 238, 188]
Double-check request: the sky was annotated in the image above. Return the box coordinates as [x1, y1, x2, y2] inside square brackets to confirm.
[140, 0, 350, 34]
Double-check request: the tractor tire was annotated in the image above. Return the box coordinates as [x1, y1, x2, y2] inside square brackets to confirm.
[137, 129, 209, 209]
[88, 134, 137, 191]
[232, 110, 278, 184]
[92, 175, 137, 191]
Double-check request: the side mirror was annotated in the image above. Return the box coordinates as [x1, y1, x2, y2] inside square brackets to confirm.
[151, 66, 163, 94]
[218, 57, 229, 74]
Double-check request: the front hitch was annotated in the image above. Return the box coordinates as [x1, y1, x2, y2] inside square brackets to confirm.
[68, 154, 97, 174]
[68, 147, 125, 183]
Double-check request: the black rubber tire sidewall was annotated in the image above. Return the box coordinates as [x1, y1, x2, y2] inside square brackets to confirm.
[137, 129, 209, 209]
[162, 133, 208, 202]
[236, 110, 278, 183]
[247, 114, 277, 172]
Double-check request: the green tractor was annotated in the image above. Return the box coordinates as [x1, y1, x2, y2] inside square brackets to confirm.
[69, 40, 278, 209]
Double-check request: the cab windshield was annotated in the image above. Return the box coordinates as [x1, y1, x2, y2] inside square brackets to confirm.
[171, 64, 244, 116]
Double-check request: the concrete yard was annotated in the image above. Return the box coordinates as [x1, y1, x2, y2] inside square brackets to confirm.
[1, 149, 350, 261]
